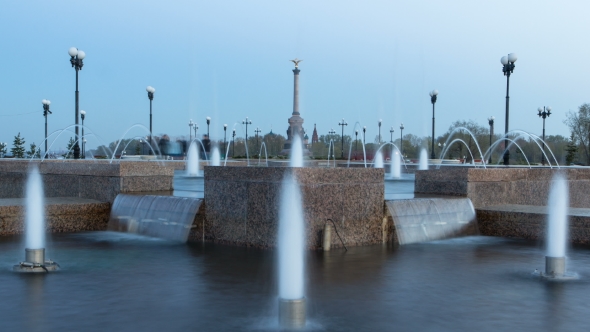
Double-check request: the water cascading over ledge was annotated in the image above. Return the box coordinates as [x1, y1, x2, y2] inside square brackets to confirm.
[109, 194, 202, 242]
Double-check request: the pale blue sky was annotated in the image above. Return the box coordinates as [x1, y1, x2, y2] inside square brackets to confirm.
[1, 0, 588, 151]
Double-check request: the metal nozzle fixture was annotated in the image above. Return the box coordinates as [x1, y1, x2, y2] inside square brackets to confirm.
[13, 248, 59, 273]
[545, 256, 566, 277]
[279, 298, 306, 330]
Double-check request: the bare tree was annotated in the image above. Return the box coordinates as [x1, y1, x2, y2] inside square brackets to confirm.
[564, 103, 590, 165]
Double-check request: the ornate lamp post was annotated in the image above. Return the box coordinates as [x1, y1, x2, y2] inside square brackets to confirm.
[68, 47, 85, 159]
[42, 99, 52, 157]
[400, 123, 405, 155]
[80, 110, 86, 158]
[355, 130, 359, 159]
[232, 129, 236, 158]
[378, 119, 382, 144]
[429, 89, 438, 159]
[206, 116, 211, 137]
[223, 124, 228, 155]
[146, 86, 155, 152]
[255, 127, 261, 151]
[338, 119, 347, 159]
[194, 123, 198, 138]
[538, 106, 552, 165]
[242, 117, 252, 150]
[389, 126, 394, 143]
[488, 116, 495, 164]
[189, 119, 194, 141]
[501, 53, 518, 165]
[363, 126, 366, 153]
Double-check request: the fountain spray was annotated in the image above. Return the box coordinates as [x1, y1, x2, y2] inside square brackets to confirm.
[278, 135, 306, 329]
[14, 166, 59, 272]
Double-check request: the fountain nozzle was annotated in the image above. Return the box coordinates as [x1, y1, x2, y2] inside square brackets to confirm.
[13, 248, 59, 273]
[545, 256, 566, 277]
[279, 297, 306, 330]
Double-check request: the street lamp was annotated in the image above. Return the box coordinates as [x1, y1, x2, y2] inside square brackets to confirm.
[223, 124, 228, 155]
[42, 99, 52, 157]
[232, 129, 236, 158]
[378, 119, 382, 144]
[355, 130, 359, 159]
[189, 119, 194, 141]
[338, 119, 347, 159]
[255, 127, 261, 151]
[206, 116, 211, 137]
[400, 123, 405, 155]
[501, 52, 518, 165]
[146, 85, 155, 153]
[363, 126, 366, 151]
[429, 89, 439, 159]
[438, 142, 446, 158]
[538, 106, 552, 165]
[194, 123, 198, 138]
[488, 116, 495, 164]
[80, 110, 86, 158]
[68, 47, 86, 159]
[242, 117, 252, 149]
[389, 126, 394, 143]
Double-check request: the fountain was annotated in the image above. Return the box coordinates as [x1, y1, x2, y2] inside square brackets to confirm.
[373, 151, 384, 168]
[13, 166, 59, 272]
[419, 148, 428, 170]
[278, 134, 306, 329]
[390, 149, 401, 179]
[536, 173, 576, 279]
[186, 141, 200, 176]
[210, 146, 221, 166]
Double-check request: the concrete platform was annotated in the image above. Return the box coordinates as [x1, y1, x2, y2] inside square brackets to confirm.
[477, 204, 590, 244]
[0, 197, 110, 236]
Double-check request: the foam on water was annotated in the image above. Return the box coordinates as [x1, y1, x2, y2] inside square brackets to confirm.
[278, 173, 305, 299]
[547, 173, 568, 257]
[25, 166, 45, 249]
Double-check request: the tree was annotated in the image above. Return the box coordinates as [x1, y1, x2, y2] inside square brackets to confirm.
[564, 103, 590, 165]
[65, 137, 76, 158]
[565, 133, 578, 165]
[27, 143, 40, 159]
[0, 142, 7, 158]
[11, 132, 26, 158]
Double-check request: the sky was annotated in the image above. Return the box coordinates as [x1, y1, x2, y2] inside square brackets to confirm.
[1, 0, 589, 152]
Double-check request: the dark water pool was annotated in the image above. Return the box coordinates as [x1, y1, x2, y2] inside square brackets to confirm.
[1, 233, 589, 331]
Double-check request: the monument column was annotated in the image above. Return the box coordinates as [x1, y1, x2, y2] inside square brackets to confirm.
[293, 67, 300, 116]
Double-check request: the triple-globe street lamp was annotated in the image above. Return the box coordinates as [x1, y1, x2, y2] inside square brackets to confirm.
[538, 106, 552, 165]
[42, 99, 52, 156]
[400, 123, 405, 156]
[80, 110, 86, 158]
[501, 53, 518, 165]
[429, 89, 438, 159]
[68, 47, 86, 159]
[338, 119, 347, 159]
[389, 126, 394, 143]
[488, 116, 495, 164]
[146, 86, 155, 152]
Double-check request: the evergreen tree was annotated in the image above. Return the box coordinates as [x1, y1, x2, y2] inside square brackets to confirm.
[27, 143, 40, 158]
[565, 133, 578, 165]
[65, 137, 76, 158]
[11, 132, 26, 158]
[0, 142, 7, 158]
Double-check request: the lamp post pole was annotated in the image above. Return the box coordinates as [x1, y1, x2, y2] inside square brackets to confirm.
[242, 117, 252, 151]
[378, 119, 382, 145]
[501, 53, 518, 166]
[146, 86, 155, 153]
[355, 130, 358, 159]
[488, 116, 495, 164]
[538, 106, 552, 165]
[328, 128, 336, 159]
[223, 124, 227, 157]
[255, 127, 261, 152]
[338, 119, 347, 159]
[232, 129, 236, 158]
[194, 123, 198, 138]
[42, 99, 52, 157]
[429, 89, 438, 159]
[400, 123, 404, 156]
[68, 47, 85, 159]
[206, 116, 211, 137]
[390, 127, 394, 143]
[80, 110, 86, 158]
[363, 126, 366, 160]
[189, 119, 194, 142]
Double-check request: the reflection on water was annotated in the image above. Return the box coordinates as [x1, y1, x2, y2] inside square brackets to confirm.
[1, 233, 590, 331]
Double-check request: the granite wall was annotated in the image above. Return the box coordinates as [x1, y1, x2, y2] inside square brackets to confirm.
[204, 166, 385, 249]
[415, 167, 590, 209]
[0, 160, 174, 203]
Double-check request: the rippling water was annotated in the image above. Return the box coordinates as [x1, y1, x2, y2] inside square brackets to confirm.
[2, 233, 590, 331]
